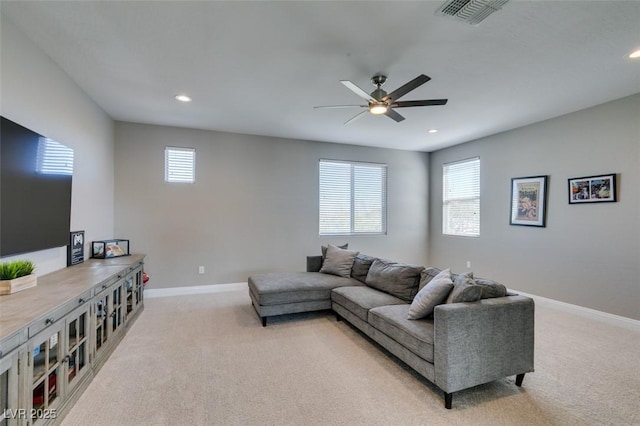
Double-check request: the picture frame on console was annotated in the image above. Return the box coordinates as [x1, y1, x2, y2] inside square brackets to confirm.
[67, 230, 85, 266]
[510, 175, 548, 227]
[568, 173, 616, 204]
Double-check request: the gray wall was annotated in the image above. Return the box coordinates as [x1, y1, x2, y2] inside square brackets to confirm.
[429, 94, 640, 320]
[114, 122, 430, 288]
[0, 16, 115, 275]
[5, 10, 636, 319]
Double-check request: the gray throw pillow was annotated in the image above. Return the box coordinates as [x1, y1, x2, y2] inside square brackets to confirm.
[365, 259, 424, 302]
[350, 253, 377, 283]
[446, 271, 482, 304]
[319, 244, 359, 278]
[474, 277, 507, 299]
[408, 269, 453, 320]
[321, 243, 348, 262]
[418, 267, 442, 291]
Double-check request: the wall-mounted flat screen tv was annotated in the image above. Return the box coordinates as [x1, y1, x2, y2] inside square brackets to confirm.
[1, 116, 74, 257]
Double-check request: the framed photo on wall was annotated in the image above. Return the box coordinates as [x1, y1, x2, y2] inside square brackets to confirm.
[568, 174, 616, 204]
[510, 175, 548, 227]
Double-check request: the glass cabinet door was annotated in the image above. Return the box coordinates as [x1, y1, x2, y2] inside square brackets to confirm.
[94, 278, 126, 365]
[125, 266, 144, 319]
[125, 274, 134, 317]
[134, 267, 144, 312]
[0, 349, 21, 426]
[30, 323, 63, 413]
[94, 291, 109, 357]
[111, 283, 123, 334]
[65, 305, 90, 393]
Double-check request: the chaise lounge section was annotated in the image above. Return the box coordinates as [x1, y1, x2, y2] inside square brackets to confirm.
[248, 271, 363, 327]
[248, 245, 535, 408]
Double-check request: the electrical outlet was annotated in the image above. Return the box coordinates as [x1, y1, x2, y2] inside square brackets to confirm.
[466, 261, 471, 269]
[198, 266, 205, 274]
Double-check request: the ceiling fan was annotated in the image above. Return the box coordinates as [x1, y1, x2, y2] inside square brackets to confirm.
[315, 74, 448, 124]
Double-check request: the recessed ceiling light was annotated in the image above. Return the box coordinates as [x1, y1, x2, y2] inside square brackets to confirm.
[629, 48, 640, 59]
[175, 94, 192, 102]
[428, 129, 438, 133]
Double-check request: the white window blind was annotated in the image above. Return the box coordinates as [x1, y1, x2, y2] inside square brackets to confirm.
[319, 159, 387, 235]
[443, 157, 480, 237]
[165, 147, 195, 183]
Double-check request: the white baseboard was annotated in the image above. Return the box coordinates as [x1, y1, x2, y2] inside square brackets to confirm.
[512, 289, 640, 332]
[144, 283, 639, 332]
[145, 282, 247, 298]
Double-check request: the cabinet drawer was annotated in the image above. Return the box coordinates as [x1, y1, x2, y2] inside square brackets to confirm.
[94, 274, 124, 296]
[0, 329, 26, 357]
[124, 262, 143, 276]
[28, 289, 92, 338]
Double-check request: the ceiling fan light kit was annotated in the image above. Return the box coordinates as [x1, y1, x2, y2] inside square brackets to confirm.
[316, 74, 448, 124]
[369, 103, 388, 115]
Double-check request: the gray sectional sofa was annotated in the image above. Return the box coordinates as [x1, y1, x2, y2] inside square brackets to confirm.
[248, 245, 534, 409]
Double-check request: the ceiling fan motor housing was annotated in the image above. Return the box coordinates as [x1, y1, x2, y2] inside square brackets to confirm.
[371, 88, 388, 101]
[370, 74, 388, 101]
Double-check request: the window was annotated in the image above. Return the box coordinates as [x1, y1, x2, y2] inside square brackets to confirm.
[319, 159, 387, 235]
[165, 147, 195, 183]
[442, 157, 480, 237]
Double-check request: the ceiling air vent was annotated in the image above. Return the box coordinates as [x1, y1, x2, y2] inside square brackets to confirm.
[436, 0, 510, 25]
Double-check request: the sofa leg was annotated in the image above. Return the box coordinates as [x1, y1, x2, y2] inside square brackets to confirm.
[261, 317, 267, 327]
[444, 392, 452, 409]
[515, 373, 525, 386]
[336, 313, 342, 322]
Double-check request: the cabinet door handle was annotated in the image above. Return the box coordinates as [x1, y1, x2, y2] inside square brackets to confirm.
[102, 284, 107, 289]
[78, 298, 86, 304]
[45, 318, 55, 325]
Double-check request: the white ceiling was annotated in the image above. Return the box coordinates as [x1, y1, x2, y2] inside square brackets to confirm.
[2, 1, 639, 152]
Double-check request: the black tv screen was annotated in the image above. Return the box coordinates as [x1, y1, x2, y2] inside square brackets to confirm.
[1, 116, 73, 257]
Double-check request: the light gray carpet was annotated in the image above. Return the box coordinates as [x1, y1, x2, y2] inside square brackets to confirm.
[61, 288, 640, 426]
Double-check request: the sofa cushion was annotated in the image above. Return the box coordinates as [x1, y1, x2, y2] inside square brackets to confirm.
[365, 259, 424, 302]
[249, 272, 362, 306]
[418, 267, 442, 291]
[408, 269, 453, 319]
[446, 271, 482, 304]
[350, 253, 377, 284]
[474, 277, 508, 299]
[331, 286, 406, 323]
[319, 244, 359, 278]
[369, 304, 435, 363]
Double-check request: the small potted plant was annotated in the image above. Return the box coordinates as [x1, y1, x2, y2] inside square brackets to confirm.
[0, 259, 37, 295]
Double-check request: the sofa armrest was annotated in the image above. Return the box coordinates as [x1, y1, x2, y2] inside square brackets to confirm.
[433, 296, 534, 394]
[306, 255, 322, 272]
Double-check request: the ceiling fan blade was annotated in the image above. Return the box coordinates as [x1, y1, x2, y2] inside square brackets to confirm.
[314, 105, 366, 109]
[383, 74, 431, 102]
[385, 108, 405, 122]
[392, 99, 448, 108]
[341, 80, 375, 102]
[344, 110, 368, 125]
